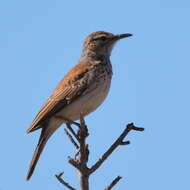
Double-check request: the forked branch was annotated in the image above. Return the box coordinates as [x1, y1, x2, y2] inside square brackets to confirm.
[55, 117, 144, 190]
[89, 123, 144, 174]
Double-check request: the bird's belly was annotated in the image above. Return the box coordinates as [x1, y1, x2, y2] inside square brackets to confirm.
[57, 78, 111, 122]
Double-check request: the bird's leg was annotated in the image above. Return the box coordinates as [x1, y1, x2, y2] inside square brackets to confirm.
[55, 115, 80, 127]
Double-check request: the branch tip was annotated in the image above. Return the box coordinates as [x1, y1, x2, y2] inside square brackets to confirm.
[105, 176, 122, 190]
[55, 173, 76, 190]
[58, 172, 64, 177]
[126, 123, 144, 131]
[120, 140, 130, 145]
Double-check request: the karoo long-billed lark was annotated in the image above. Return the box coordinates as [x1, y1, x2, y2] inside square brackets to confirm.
[26, 31, 132, 180]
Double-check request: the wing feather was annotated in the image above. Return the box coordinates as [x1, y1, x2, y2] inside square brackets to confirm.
[26, 62, 92, 133]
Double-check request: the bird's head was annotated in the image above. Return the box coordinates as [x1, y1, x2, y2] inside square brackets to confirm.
[83, 31, 132, 57]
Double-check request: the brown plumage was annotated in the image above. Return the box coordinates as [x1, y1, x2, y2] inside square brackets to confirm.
[26, 31, 132, 180]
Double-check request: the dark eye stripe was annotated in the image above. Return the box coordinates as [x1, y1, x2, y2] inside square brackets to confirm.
[100, 36, 107, 41]
[93, 36, 107, 41]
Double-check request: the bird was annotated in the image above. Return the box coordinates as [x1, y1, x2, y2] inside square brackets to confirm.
[26, 31, 132, 180]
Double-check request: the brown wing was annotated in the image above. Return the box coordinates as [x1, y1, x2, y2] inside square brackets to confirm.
[26, 62, 92, 133]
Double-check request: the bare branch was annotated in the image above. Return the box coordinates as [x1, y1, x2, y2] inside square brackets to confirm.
[68, 157, 81, 170]
[78, 116, 89, 163]
[77, 116, 90, 190]
[79, 114, 85, 127]
[105, 176, 122, 190]
[55, 172, 76, 190]
[66, 123, 80, 142]
[89, 123, 144, 174]
[56, 119, 144, 190]
[64, 128, 79, 149]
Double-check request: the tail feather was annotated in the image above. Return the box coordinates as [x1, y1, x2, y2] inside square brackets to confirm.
[26, 120, 62, 180]
[26, 135, 47, 180]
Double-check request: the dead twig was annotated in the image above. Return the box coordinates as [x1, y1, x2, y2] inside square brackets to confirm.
[64, 128, 79, 149]
[55, 172, 76, 190]
[66, 123, 80, 142]
[67, 157, 81, 170]
[104, 176, 122, 190]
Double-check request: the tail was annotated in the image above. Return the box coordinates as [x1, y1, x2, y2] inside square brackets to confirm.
[26, 128, 49, 180]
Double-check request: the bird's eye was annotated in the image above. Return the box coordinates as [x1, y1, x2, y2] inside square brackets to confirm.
[100, 36, 107, 41]
[92, 36, 107, 42]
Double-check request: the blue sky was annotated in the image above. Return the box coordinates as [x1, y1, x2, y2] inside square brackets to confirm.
[0, 0, 190, 189]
